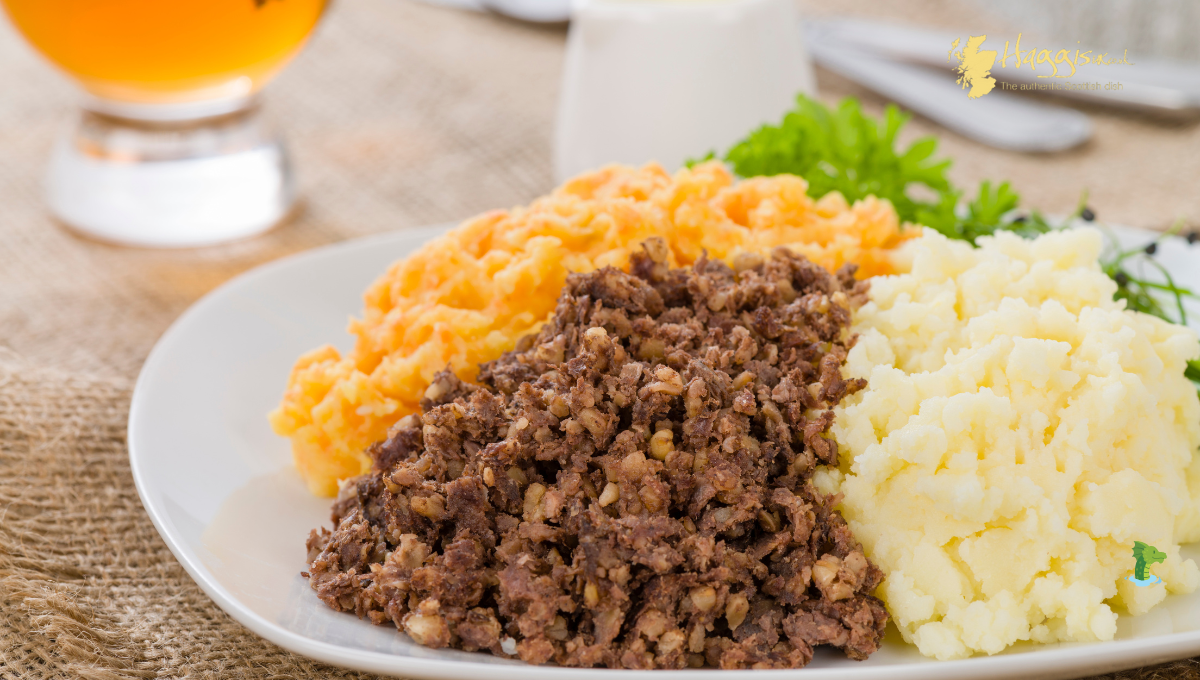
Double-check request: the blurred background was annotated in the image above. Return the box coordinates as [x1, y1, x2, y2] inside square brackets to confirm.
[1, 0, 1198, 379]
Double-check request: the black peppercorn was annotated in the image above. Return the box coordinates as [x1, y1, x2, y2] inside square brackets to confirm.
[1080, 207, 1096, 222]
[1187, 231, 1199, 245]
[1114, 271, 1129, 287]
[1145, 242, 1158, 255]
[1012, 215, 1027, 224]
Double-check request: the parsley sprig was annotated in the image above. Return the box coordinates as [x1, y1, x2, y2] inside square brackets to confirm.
[702, 96, 1031, 244]
[710, 97, 953, 226]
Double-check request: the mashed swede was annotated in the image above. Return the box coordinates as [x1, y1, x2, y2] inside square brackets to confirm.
[825, 228, 1200, 659]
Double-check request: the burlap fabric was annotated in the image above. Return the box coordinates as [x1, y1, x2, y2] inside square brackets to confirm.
[1, 0, 1198, 677]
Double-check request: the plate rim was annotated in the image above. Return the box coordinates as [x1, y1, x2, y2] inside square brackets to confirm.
[127, 223, 1200, 680]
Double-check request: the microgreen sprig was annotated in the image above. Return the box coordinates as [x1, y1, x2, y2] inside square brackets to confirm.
[1099, 219, 1197, 327]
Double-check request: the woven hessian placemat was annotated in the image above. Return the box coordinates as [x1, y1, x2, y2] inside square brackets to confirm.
[2, 0, 1199, 678]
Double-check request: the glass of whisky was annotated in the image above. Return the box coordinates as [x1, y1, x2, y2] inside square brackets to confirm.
[2, 0, 328, 246]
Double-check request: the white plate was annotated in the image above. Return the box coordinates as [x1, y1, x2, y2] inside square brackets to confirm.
[129, 223, 1200, 680]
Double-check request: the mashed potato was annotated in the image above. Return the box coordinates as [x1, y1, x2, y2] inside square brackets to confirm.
[271, 161, 916, 496]
[826, 228, 1200, 659]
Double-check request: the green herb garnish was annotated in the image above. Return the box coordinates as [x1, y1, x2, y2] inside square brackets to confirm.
[701, 96, 1032, 244]
[714, 97, 951, 227]
[1100, 219, 1196, 327]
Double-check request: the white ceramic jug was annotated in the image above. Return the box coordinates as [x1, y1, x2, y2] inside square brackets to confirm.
[555, 0, 816, 182]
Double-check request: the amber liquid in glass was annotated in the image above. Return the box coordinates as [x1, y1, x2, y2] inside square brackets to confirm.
[2, 0, 327, 104]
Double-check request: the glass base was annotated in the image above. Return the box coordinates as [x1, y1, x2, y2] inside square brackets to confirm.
[47, 104, 295, 248]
